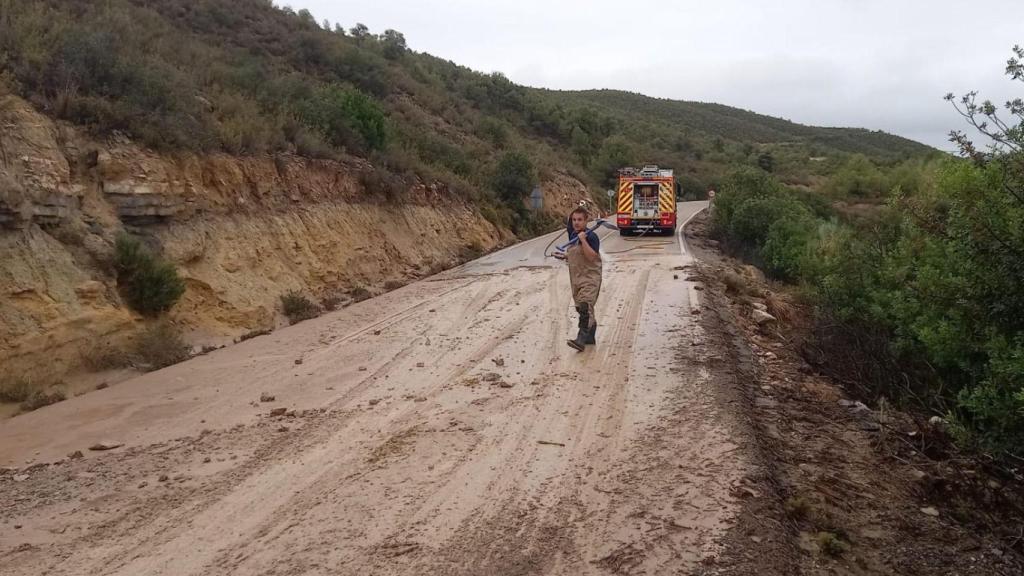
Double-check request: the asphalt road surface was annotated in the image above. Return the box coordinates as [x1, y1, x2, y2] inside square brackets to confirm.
[2, 201, 750, 575]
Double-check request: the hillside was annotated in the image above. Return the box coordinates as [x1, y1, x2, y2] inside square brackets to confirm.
[0, 0, 937, 382]
[0, 0, 934, 209]
[554, 89, 933, 159]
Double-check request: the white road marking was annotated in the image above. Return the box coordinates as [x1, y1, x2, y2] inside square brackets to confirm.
[675, 204, 706, 256]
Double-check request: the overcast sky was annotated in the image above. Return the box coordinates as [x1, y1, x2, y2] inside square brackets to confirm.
[290, 0, 1022, 150]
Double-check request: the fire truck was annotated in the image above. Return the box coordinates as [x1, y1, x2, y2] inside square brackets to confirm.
[615, 165, 677, 236]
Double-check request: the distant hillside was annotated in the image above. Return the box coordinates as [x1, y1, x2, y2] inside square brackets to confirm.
[0, 0, 936, 217]
[552, 89, 933, 159]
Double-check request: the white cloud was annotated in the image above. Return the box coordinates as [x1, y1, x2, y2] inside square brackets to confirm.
[291, 0, 1024, 149]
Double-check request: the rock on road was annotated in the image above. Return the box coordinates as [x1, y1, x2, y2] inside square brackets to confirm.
[1, 201, 750, 575]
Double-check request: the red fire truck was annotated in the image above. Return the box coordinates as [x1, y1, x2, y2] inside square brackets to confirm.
[615, 165, 677, 236]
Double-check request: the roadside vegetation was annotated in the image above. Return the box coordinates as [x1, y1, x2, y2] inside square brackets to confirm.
[113, 234, 185, 316]
[280, 290, 321, 324]
[713, 47, 1024, 460]
[0, 0, 934, 236]
[0, 375, 66, 413]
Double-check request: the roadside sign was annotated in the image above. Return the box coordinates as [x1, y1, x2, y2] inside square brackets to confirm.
[530, 186, 543, 210]
[606, 189, 615, 198]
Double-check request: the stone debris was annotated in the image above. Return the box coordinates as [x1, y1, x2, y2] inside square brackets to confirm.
[751, 309, 777, 325]
[88, 441, 123, 451]
[260, 393, 275, 403]
[269, 407, 287, 417]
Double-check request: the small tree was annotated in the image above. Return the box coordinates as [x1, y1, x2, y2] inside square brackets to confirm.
[298, 85, 388, 152]
[492, 151, 535, 204]
[114, 235, 185, 316]
[380, 29, 407, 60]
[349, 23, 370, 42]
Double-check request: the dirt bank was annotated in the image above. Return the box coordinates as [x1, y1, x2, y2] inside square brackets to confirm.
[0, 94, 591, 382]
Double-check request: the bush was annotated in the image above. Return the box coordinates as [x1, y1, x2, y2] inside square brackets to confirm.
[0, 374, 66, 411]
[80, 341, 132, 372]
[21, 388, 66, 412]
[816, 532, 848, 557]
[281, 290, 321, 324]
[114, 235, 185, 316]
[348, 286, 372, 303]
[0, 377, 33, 403]
[321, 294, 343, 311]
[491, 151, 535, 204]
[297, 85, 388, 152]
[134, 321, 191, 371]
[761, 213, 816, 281]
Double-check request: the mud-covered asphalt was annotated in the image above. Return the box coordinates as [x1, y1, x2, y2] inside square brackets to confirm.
[1, 201, 754, 575]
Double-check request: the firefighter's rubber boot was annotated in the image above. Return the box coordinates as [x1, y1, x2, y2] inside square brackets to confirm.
[567, 305, 589, 351]
[584, 323, 596, 345]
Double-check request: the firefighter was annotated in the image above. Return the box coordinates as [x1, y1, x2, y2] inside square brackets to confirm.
[564, 206, 602, 351]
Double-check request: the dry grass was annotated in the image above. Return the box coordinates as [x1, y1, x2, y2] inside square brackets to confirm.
[134, 321, 191, 371]
[383, 279, 406, 291]
[816, 531, 849, 557]
[80, 340, 132, 372]
[720, 269, 754, 296]
[765, 290, 800, 324]
[281, 290, 321, 324]
[783, 496, 812, 520]
[349, 286, 372, 303]
[20, 388, 67, 412]
[320, 294, 343, 312]
[0, 373, 67, 413]
[239, 327, 272, 342]
[0, 377, 34, 403]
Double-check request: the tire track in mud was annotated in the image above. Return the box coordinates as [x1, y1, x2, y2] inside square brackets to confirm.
[18, 273, 541, 576]
[177, 272, 554, 575]
[402, 265, 657, 575]
[3, 203, 746, 576]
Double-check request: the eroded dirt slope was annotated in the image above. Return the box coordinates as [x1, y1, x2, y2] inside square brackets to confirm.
[0, 92, 593, 380]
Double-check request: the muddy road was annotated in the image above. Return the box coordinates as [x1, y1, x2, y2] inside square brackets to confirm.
[2, 201, 752, 575]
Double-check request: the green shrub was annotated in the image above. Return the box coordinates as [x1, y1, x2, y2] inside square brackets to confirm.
[762, 213, 816, 281]
[816, 532, 848, 557]
[491, 151, 535, 204]
[114, 235, 186, 316]
[281, 290, 321, 324]
[297, 85, 388, 152]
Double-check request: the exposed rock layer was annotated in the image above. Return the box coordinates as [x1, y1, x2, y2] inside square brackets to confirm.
[0, 95, 590, 378]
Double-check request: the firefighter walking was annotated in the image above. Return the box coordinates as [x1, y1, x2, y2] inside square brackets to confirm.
[562, 206, 603, 351]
